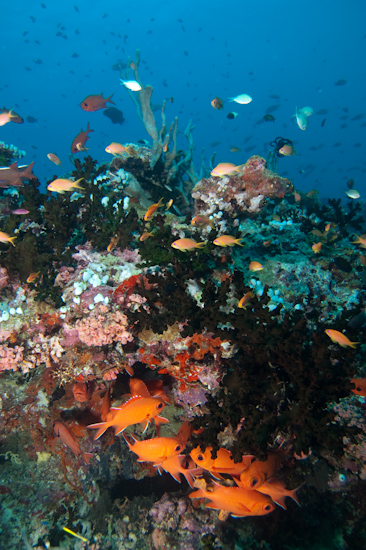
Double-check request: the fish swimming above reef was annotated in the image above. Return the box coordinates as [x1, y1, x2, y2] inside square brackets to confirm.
[213, 235, 244, 247]
[294, 107, 309, 130]
[210, 163, 244, 177]
[211, 97, 224, 110]
[144, 198, 165, 221]
[229, 94, 252, 104]
[351, 235, 366, 248]
[0, 107, 23, 124]
[47, 153, 62, 166]
[103, 107, 125, 125]
[87, 395, 168, 440]
[171, 238, 206, 251]
[345, 189, 360, 199]
[47, 178, 84, 194]
[120, 79, 142, 91]
[0, 231, 16, 246]
[80, 93, 115, 111]
[0, 161, 36, 188]
[324, 329, 359, 348]
[71, 122, 93, 153]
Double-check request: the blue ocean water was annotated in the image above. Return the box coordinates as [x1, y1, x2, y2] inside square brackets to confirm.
[1, 0, 365, 198]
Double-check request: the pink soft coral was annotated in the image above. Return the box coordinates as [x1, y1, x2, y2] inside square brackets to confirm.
[75, 310, 133, 346]
[0, 344, 24, 371]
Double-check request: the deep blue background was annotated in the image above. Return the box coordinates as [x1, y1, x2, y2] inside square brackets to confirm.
[1, 0, 365, 199]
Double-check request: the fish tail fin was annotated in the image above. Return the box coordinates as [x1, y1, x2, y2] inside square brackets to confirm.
[86, 122, 94, 133]
[157, 197, 165, 208]
[9, 110, 17, 119]
[195, 242, 207, 249]
[8, 236, 17, 246]
[235, 238, 244, 246]
[82, 452, 93, 465]
[350, 342, 360, 349]
[289, 483, 304, 506]
[22, 161, 36, 180]
[107, 93, 115, 105]
[73, 178, 85, 189]
[87, 421, 108, 440]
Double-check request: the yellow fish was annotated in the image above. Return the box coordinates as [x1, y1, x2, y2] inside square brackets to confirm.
[0, 231, 16, 246]
[171, 238, 205, 251]
[325, 329, 359, 349]
[213, 235, 244, 247]
[47, 178, 84, 194]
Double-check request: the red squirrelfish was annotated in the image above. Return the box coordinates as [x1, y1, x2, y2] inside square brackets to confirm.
[239, 451, 286, 490]
[156, 455, 201, 488]
[54, 420, 93, 464]
[87, 396, 167, 440]
[189, 482, 275, 517]
[71, 122, 94, 153]
[190, 446, 253, 480]
[80, 93, 115, 112]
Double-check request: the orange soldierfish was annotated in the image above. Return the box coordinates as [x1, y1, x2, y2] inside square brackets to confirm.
[129, 377, 170, 404]
[71, 122, 94, 153]
[324, 329, 359, 349]
[239, 451, 286, 490]
[254, 478, 302, 510]
[125, 434, 185, 464]
[144, 198, 164, 221]
[80, 93, 115, 112]
[351, 378, 366, 396]
[190, 446, 253, 480]
[156, 455, 201, 488]
[54, 420, 93, 464]
[87, 396, 167, 440]
[189, 482, 275, 517]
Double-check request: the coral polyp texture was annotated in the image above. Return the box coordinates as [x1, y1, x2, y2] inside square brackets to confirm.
[1, 135, 366, 550]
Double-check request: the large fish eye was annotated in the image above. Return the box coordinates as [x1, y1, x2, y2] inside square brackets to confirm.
[83, 102, 88, 107]
[250, 477, 259, 488]
[264, 504, 272, 511]
[196, 454, 204, 461]
[157, 402, 164, 409]
[175, 445, 182, 452]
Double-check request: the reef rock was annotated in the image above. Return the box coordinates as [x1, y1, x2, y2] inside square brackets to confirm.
[192, 155, 293, 219]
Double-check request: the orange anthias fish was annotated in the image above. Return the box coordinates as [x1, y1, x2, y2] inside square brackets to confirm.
[71, 122, 94, 153]
[139, 231, 155, 242]
[0, 231, 16, 246]
[54, 420, 93, 464]
[171, 238, 206, 251]
[189, 482, 275, 518]
[47, 153, 62, 166]
[324, 329, 359, 349]
[126, 434, 185, 463]
[210, 163, 244, 177]
[87, 396, 167, 440]
[249, 261, 263, 272]
[144, 198, 164, 221]
[213, 235, 244, 247]
[47, 178, 84, 194]
[351, 378, 366, 397]
[351, 234, 366, 249]
[191, 215, 214, 228]
[105, 142, 131, 156]
[238, 291, 254, 310]
[190, 446, 253, 480]
[26, 271, 40, 284]
[312, 242, 322, 254]
[239, 451, 285, 490]
[80, 93, 115, 112]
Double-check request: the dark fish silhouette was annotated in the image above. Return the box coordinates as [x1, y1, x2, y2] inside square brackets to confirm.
[103, 107, 125, 125]
[334, 79, 347, 86]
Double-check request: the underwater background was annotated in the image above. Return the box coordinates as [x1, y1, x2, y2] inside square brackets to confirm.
[1, 1, 366, 549]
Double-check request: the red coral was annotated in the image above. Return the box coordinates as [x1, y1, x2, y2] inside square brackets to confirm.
[112, 274, 141, 303]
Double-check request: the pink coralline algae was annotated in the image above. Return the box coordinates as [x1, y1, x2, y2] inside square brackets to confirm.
[75, 310, 133, 346]
[192, 155, 293, 219]
[0, 267, 9, 289]
[0, 344, 24, 371]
